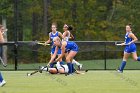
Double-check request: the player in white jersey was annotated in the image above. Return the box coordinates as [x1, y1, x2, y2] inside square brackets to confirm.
[62, 24, 83, 70]
[40, 62, 83, 74]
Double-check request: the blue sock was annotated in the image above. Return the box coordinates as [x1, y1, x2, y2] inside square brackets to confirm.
[71, 64, 75, 73]
[0, 72, 3, 82]
[119, 61, 126, 71]
[137, 57, 140, 61]
[67, 63, 72, 74]
[49, 63, 54, 68]
[49, 62, 57, 68]
[60, 61, 64, 65]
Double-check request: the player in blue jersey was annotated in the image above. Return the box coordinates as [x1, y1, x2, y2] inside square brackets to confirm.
[62, 24, 82, 70]
[53, 37, 79, 75]
[0, 25, 6, 87]
[117, 24, 140, 73]
[45, 23, 63, 68]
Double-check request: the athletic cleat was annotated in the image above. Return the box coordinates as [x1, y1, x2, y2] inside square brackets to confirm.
[116, 67, 123, 73]
[65, 73, 73, 76]
[0, 80, 6, 87]
[117, 70, 123, 73]
[78, 64, 83, 71]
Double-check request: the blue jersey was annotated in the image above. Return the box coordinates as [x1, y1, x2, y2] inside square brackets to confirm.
[50, 31, 59, 45]
[65, 41, 78, 52]
[50, 31, 61, 54]
[124, 32, 136, 53]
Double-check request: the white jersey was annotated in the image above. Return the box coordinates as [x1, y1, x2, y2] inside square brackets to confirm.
[62, 30, 70, 41]
[56, 62, 69, 73]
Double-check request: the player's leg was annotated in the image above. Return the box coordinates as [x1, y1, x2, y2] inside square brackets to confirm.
[49, 47, 56, 68]
[65, 52, 76, 72]
[72, 59, 82, 70]
[49, 68, 58, 74]
[118, 52, 130, 73]
[130, 45, 140, 61]
[56, 62, 68, 74]
[0, 72, 6, 87]
[57, 48, 64, 65]
[39, 66, 58, 74]
[132, 52, 140, 61]
[66, 51, 77, 74]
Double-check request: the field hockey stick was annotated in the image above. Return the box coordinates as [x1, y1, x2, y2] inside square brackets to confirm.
[75, 69, 88, 74]
[29, 40, 50, 46]
[115, 42, 129, 46]
[27, 70, 39, 76]
[27, 66, 48, 76]
[37, 42, 50, 46]
[0, 57, 7, 67]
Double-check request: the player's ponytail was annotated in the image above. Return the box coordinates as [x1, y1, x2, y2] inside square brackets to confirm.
[68, 25, 73, 31]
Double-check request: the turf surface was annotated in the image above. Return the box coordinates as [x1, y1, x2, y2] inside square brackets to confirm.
[1, 59, 140, 70]
[0, 71, 140, 93]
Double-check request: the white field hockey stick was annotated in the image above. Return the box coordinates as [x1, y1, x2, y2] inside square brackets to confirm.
[30, 40, 50, 46]
[115, 42, 129, 46]
[0, 57, 7, 67]
[37, 42, 50, 46]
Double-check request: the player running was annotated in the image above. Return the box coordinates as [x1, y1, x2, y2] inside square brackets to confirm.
[62, 24, 82, 70]
[45, 23, 64, 68]
[0, 25, 6, 87]
[117, 24, 140, 73]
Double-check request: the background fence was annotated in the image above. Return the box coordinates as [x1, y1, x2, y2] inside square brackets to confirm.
[1, 41, 140, 70]
[1, 0, 140, 71]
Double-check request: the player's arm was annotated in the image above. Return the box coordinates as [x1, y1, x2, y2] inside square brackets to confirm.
[128, 33, 138, 44]
[62, 31, 68, 41]
[47, 46, 59, 66]
[120, 42, 126, 46]
[69, 33, 74, 40]
[58, 32, 64, 39]
[55, 41, 66, 62]
[45, 33, 51, 44]
[0, 30, 4, 43]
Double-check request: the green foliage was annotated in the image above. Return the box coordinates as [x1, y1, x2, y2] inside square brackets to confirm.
[1, 0, 140, 41]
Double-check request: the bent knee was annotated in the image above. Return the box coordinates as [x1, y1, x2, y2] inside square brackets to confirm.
[133, 57, 138, 61]
[66, 57, 71, 62]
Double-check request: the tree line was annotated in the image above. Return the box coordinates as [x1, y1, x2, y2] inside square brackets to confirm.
[1, 0, 140, 63]
[0, 0, 140, 41]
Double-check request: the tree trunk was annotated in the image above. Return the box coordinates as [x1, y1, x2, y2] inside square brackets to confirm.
[18, 13, 23, 41]
[43, 0, 50, 35]
[71, 0, 77, 39]
[32, 12, 38, 63]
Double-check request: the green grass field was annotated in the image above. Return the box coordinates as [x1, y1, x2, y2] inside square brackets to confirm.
[0, 70, 140, 93]
[1, 58, 140, 70]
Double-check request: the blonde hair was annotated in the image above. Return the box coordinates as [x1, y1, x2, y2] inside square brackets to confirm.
[53, 37, 61, 42]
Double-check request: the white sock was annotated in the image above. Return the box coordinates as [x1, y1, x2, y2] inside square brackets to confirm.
[72, 59, 81, 66]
